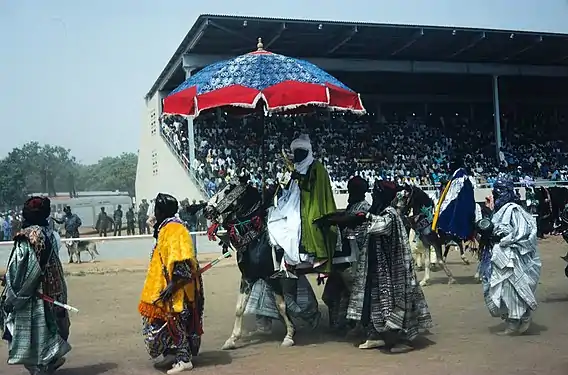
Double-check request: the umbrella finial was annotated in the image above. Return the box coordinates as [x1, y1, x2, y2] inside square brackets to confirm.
[257, 37, 264, 51]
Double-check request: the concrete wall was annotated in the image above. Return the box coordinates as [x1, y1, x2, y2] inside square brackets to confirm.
[332, 186, 528, 209]
[135, 92, 204, 204]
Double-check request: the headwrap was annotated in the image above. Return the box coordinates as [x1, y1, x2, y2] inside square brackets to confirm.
[371, 180, 397, 214]
[290, 134, 312, 153]
[153, 193, 179, 239]
[347, 176, 368, 204]
[290, 134, 314, 174]
[154, 193, 179, 218]
[22, 196, 51, 228]
[492, 178, 518, 213]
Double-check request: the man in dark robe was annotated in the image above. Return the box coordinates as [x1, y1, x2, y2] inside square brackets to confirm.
[1, 196, 71, 374]
[347, 180, 432, 353]
[320, 176, 370, 332]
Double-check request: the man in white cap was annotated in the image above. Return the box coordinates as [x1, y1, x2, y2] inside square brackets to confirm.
[267, 134, 337, 273]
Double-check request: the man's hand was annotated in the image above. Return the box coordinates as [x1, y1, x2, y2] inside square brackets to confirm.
[344, 212, 368, 228]
[158, 283, 175, 303]
[290, 171, 302, 181]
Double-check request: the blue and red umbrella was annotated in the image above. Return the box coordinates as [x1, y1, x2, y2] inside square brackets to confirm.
[163, 39, 365, 116]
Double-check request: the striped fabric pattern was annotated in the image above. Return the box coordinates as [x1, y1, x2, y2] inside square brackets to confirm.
[244, 276, 320, 325]
[484, 202, 541, 320]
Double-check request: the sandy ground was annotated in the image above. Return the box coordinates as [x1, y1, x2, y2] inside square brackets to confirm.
[2, 238, 568, 375]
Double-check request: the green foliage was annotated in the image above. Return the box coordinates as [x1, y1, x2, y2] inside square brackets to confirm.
[0, 143, 137, 208]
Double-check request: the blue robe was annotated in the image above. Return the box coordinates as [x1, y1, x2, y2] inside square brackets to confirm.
[432, 168, 476, 239]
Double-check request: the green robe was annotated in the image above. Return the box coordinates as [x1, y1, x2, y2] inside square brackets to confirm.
[298, 160, 337, 272]
[1, 228, 71, 369]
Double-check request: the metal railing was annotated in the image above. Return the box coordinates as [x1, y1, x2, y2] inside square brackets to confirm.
[159, 129, 209, 199]
[0, 230, 226, 246]
[331, 179, 568, 195]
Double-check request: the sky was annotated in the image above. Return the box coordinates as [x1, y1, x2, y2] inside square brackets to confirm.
[1, 0, 567, 165]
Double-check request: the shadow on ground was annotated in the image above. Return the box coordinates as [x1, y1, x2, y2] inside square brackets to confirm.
[59, 362, 118, 375]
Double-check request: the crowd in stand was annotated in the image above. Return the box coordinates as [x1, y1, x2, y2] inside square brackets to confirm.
[159, 105, 568, 196]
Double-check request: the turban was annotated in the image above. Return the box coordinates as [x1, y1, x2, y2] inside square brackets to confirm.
[155, 193, 179, 219]
[290, 134, 312, 152]
[22, 196, 51, 228]
[348, 176, 368, 196]
[492, 178, 517, 212]
[347, 176, 369, 204]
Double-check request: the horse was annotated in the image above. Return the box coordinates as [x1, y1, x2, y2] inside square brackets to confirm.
[203, 177, 297, 349]
[204, 176, 350, 349]
[534, 186, 568, 236]
[393, 184, 461, 286]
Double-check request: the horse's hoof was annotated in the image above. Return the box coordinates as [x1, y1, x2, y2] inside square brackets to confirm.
[221, 339, 237, 350]
[448, 278, 457, 285]
[280, 337, 295, 347]
[419, 279, 430, 287]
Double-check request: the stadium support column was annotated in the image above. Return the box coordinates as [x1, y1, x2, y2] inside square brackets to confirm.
[183, 66, 196, 165]
[492, 75, 502, 160]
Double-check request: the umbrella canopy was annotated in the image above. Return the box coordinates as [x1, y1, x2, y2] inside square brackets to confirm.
[163, 38, 365, 117]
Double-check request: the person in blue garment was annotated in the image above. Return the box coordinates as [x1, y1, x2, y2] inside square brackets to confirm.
[432, 160, 476, 241]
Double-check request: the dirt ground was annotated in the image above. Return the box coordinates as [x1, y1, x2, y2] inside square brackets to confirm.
[2, 238, 568, 375]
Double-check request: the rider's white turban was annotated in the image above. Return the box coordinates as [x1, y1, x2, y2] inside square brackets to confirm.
[290, 134, 312, 152]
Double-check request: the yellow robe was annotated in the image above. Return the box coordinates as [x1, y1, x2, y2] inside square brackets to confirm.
[138, 221, 200, 321]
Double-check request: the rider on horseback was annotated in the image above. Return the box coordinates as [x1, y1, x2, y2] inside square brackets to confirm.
[267, 134, 337, 273]
[432, 159, 477, 243]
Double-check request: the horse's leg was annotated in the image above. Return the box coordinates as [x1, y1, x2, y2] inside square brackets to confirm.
[410, 230, 424, 271]
[77, 248, 82, 264]
[419, 239, 431, 287]
[222, 279, 252, 350]
[432, 237, 456, 285]
[274, 291, 296, 347]
[458, 241, 470, 265]
[442, 242, 450, 262]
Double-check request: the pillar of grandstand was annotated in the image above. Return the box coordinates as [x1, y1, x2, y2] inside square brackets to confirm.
[138, 15, 568, 205]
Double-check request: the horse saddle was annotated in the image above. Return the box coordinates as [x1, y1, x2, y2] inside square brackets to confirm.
[414, 214, 433, 237]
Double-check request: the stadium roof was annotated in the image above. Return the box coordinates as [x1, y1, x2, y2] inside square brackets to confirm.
[146, 14, 568, 100]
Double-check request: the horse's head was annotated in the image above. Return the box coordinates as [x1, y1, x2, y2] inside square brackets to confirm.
[204, 174, 262, 225]
[392, 183, 414, 214]
[392, 185, 434, 230]
[204, 175, 265, 249]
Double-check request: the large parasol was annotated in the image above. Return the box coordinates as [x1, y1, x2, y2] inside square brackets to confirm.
[163, 38, 366, 116]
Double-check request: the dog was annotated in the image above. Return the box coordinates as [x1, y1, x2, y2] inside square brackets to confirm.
[65, 240, 99, 264]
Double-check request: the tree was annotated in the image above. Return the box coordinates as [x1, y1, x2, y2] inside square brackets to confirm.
[0, 151, 27, 209]
[0, 143, 138, 208]
[76, 153, 138, 196]
[10, 142, 77, 195]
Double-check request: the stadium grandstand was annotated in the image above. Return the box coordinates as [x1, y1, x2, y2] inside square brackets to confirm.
[136, 14, 568, 205]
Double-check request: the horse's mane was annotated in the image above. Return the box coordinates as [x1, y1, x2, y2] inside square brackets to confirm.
[411, 186, 434, 208]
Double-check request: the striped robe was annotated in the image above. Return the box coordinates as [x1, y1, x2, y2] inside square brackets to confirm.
[347, 207, 432, 341]
[483, 202, 541, 320]
[244, 276, 320, 326]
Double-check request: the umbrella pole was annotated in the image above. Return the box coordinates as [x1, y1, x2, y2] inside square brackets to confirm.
[260, 108, 267, 205]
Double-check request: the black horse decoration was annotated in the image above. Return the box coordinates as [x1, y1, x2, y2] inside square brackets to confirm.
[204, 176, 301, 348]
